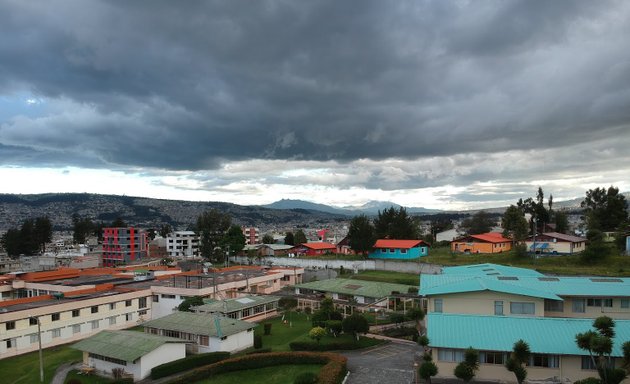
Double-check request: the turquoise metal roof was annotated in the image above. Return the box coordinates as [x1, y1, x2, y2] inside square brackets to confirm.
[428, 313, 630, 357]
[420, 275, 561, 300]
[441, 263, 544, 277]
[422, 264, 630, 299]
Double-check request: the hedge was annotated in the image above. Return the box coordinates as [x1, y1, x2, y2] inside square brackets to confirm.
[289, 341, 364, 351]
[150, 351, 231, 379]
[165, 352, 347, 384]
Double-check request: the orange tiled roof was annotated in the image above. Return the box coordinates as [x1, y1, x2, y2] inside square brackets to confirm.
[468, 232, 511, 243]
[301, 242, 337, 250]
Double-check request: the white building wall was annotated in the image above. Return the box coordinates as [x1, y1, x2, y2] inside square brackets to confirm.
[205, 330, 254, 353]
[138, 343, 186, 380]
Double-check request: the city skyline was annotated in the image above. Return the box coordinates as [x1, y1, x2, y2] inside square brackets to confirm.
[1, 1, 630, 210]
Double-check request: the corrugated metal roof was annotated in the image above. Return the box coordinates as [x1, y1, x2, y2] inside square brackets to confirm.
[294, 278, 414, 298]
[420, 275, 561, 300]
[142, 312, 255, 337]
[72, 330, 185, 362]
[301, 242, 336, 250]
[373, 239, 428, 249]
[427, 313, 630, 357]
[196, 295, 280, 313]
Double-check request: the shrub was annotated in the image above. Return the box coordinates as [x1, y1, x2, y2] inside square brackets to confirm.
[326, 320, 342, 337]
[150, 351, 231, 379]
[264, 323, 273, 335]
[294, 371, 318, 384]
[165, 352, 347, 384]
[254, 334, 263, 349]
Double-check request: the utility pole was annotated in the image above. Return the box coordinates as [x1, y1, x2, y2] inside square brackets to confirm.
[30, 316, 44, 383]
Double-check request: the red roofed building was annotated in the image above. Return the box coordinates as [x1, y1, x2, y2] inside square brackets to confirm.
[298, 242, 337, 256]
[451, 232, 512, 254]
[369, 239, 430, 259]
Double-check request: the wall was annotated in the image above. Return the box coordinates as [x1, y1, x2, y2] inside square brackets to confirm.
[427, 291, 545, 317]
[205, 329, 253, 353]
[231, 256, 441, 275]
[546, 297, 630, 320]
[138, 343, 186, 380]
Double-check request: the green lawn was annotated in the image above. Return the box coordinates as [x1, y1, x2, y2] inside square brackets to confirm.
[422, 246, 630, 276]
[349, 270, 419, 286]
[254, 312, 383, 351]
[195, 364, 322, 384]
[0, 344, 82, 384]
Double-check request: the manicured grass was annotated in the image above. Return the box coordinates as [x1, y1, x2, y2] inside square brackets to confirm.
[0, 344, 82, 384]
[349, 270, 419, 286]
[65, 371, 117, 384]
[194, 364, 323, 384]
[254, 312, 383, 352]
[422, 246, 630, 276]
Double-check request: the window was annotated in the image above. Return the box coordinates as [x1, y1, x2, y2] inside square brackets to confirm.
[52, 313, 60, 321]
[573, 299, 586, 313]
[29, 333, 39, 344]
[152, 295, 159, 302]
[582, 356, 597, 370]
[510, 302, 535, 315]
[544, 300, 564, 312]
[494, 301, 504, 316]
[6, 339, 15, 349]
[242, 308, 251, 317]
[125, 313, 132, 321]
[51, 328, 61, 338]
[91, 306, 99, 314]
[602, 299, 613, 308]
[109, 303, 115, 310]
[5, 321, 15, 330]
[622, 299, 630, 309]
[125, 300, 132, 307]
[90, 320, 99, 330]
[89, 352, 127, 366]
[438, 349, 464, 362]
[434, 299, 443, 313]
[401, 249, 408, 254]
[161, 294, 176, 299]
[587, 298, 602, 307]
[109, 316, 117, 325]
[29, 317, 38, 326]
[480, 351, 505, 365]
[138, 310, 147, 316]
[72, 309, 80, 317]
[139, 297, 147, 309]
[529, 354, 559, 368]
[72, 324, 81, 334]
[389, 248, 395, 253]
[200, 335, 209, 346]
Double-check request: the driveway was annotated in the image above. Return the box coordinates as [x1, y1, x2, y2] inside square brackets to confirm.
[342, 340, 421, 384]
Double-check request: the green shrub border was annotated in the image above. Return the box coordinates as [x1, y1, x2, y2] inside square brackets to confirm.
[165, 352, 347, 384]
[150, 351, 231, 379]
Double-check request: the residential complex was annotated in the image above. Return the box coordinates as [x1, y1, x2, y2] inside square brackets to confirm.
[242, 227, 260, 245]
[102, 227, 149, 267]
[166, 231, 199, 258]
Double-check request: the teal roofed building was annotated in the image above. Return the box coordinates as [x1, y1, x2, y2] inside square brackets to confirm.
[427, 313, 630, 383]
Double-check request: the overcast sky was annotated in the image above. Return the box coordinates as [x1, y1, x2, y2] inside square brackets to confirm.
[1, 0, 630, 210]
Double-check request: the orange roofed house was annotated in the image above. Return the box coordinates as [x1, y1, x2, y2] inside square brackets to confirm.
[297, 242, 337, 256]
[450, 232, 512, 254]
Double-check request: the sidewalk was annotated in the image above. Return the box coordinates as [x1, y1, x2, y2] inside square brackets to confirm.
[51, 362, 81, 384]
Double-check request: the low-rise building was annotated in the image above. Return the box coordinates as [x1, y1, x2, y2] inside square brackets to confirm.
[72, 330, 186, 381]
[297, 242, 336, 256]
[192, 295, 280, 322]
[525, 232, 587, 255]
[450, 232, 512, 254]
[369, 239, 429, 259]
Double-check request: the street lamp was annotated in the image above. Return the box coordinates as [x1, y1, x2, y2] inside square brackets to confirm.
[29, 316, 44, 383]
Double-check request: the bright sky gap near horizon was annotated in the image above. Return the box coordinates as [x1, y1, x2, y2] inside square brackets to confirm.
[1, 1, 630, 211]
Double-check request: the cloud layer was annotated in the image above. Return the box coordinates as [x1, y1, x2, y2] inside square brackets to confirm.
[1, 1, 630, 208]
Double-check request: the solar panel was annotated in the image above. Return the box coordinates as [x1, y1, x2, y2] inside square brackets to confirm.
[590, 278, 623, 283]
[497, 276, 519, 281]
[538, 277, 560, 282]
[343, 284, 362, 290]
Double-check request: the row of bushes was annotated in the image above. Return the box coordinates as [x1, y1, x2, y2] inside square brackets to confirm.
[289, 340, 365, 351]
[150, 351, 231, 379]
[165, 352, 347, 384]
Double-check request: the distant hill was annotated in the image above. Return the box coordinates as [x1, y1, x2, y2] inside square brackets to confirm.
[0, 193, 348, 232]
[262, 199, 442, 216]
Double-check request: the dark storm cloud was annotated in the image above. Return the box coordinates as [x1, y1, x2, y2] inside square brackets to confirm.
[1, 0, 630, 172]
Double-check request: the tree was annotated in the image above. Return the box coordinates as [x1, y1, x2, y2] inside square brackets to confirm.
[419, 352, 439, 384]
[517, 187, 552, 234]
[582, 186, 629, 232]
[158, 224, 172, 238]
[502, 205, 529, 243]
[1, 228, 21, 257]
[72, 214, 94, 244]
[34, 217, 52, 253]
[576, 316, 630, 384]
[461, 210, 496, 235]
[505, 339, 530, 384]
[222, 225, 246, 257]
[341, 313, 369, 341]
[429, 218, 453, 243]
[111, 217, 127, 227]
[294, 229, 307, 244]
[554, 211, 569, 234]
[177, 296, 204, 312]
[262, 233, 275, 244]
[196, 209, 231, 262]
[454, 347, 479, 383]
[326, 320, 342, 337]
[284, 231, 295, 246]
[309, 326, 326, 344]
[374, 207, 419, 239]
[348, 215, 376, 256]
[581, 229, 611, 264]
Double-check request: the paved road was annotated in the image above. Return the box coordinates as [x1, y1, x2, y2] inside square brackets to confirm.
[342, 341, 421, 384]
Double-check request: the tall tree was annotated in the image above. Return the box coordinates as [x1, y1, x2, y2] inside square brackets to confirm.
[429, 218, 453, 242]
[158, 224, 172, 238]
[554, 211, 569, 234]
[262, 233, 275, 244]
[348, 215, 376, 256]
[461, 210, 496, 235]
[222, 224, 246, 257]
[374, 206, 418, 239]
[19, 219, 39, 255]
[517, 187, 551, 233]
[34, 217, 52, 253]
[196, 209, 231, 262]
[581, 186, 628, 232]
[72, 214, 94, 244]
[284, 231, 295, 246]
[1, 228, 22, 257]
[502, 205, 529, 242]
[111, 217, 127, 227]
[294, 229, 307, 244]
